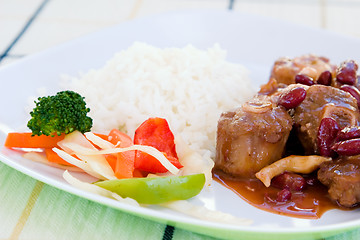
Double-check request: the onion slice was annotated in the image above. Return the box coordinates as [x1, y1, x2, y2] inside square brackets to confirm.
[255, 155, 331, 187]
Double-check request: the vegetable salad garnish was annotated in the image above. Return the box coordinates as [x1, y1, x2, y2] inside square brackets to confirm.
[4, 90, 250, 225]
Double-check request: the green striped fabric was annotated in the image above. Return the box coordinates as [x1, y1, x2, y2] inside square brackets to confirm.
[0, 161, 359, 240]
[0, 162, 213, 240]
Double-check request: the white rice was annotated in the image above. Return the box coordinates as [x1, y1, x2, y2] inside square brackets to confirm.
[61, 42, 254, 160]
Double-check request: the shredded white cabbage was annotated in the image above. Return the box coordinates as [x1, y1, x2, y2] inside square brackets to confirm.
[84, 132, 115, 149]
[22, 152, 84, 172]
[57, 131, 94, 153]
[57, 131, 116, 180]
[53, 148, 104, 179]
[59, 142, 180, 175]
[175, 135, 214, 186]
[161, 200, 252, 226]
[63, 171, 139, 206]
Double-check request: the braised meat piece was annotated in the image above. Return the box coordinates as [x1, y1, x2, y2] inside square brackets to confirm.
[318, 156, 360, 207]
[270, 54, 336, 85]
[293, 85, 360, 154]
[215, 98, 293, 178]
[215, 54, 360, 212]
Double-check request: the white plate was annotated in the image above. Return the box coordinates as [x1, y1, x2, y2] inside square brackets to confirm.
[1, 9, 360, 240]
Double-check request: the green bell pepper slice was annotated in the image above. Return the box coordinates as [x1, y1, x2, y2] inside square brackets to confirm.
[94, 173, 205, 204]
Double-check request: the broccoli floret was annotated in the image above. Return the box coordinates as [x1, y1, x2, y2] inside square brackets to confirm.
[27, 90, 93, 136]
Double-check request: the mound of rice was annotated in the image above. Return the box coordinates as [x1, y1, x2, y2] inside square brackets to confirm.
[61, 42, 254, 160]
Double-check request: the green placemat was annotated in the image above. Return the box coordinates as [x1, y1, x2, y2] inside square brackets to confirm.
[0, 161, 359, 240]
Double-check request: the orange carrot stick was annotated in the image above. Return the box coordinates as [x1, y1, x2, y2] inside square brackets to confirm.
[5, 132, 65, 148]
[104, 154, 117, 172]
[108, 129, 135, 179]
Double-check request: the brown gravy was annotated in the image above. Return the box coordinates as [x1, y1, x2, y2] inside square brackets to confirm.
[213, 171, 349, 219]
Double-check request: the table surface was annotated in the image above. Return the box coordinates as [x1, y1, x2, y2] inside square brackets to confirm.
[1, 0, 360, 239]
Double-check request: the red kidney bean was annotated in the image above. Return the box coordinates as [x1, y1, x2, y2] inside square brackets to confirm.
[295, 74, 315, 86]
[340, 85, 360, 109]
[336, 60, 358, 85]
[276, 189, 292, 202]
[317, 117, 339, 157]
[332, 138, 360, 156]
[271, 172, 306, 191]
[278, 87, 307, 109]
[317, 71, 332, 86]
[336, 126, 360, 141]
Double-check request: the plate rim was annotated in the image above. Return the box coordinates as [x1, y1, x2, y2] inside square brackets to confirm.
[1, 9, 360, 239]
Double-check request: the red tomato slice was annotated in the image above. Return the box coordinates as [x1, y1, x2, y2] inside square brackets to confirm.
[134, 118, 182, 173]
